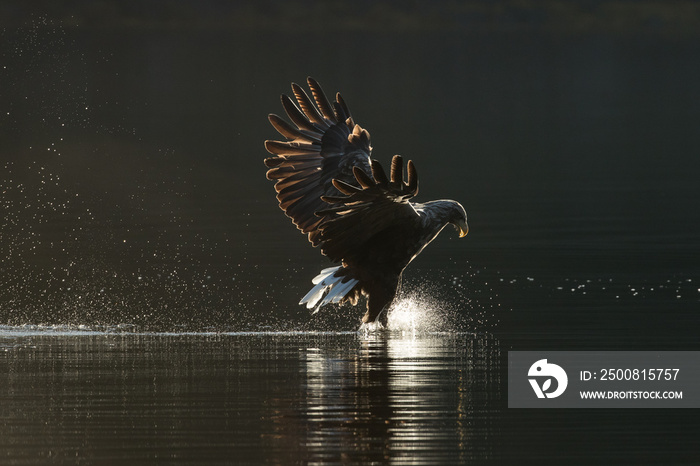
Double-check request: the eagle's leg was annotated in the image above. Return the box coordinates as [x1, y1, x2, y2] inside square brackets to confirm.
[362, 278, 399, 324]
[361, 302, 391, 326]
[377, 306, 389, 327]
[362, 297, 392, 324]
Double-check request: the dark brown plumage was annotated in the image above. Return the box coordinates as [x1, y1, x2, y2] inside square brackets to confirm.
[265, 78, 468, 325]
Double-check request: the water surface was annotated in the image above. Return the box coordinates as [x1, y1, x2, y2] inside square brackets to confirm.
[1, 329, 500, 464]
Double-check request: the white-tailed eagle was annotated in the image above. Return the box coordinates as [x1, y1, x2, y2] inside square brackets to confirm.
[264, 78, 468, 325]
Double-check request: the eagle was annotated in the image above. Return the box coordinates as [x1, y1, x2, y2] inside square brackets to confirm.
[264, 78, 469, 325]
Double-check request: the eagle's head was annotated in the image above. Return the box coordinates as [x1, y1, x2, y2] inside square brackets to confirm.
[449, 201, 469, 238]
[422, 199, 469, 238]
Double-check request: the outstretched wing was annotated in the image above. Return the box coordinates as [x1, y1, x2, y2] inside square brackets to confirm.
[264, 77, 372, 246]
[316, 155, 420, 264]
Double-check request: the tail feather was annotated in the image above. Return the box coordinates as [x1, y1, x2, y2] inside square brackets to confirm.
[321, 279, 354, 305]
[312, 266, 340, 285]
[299, 266, 359, 312]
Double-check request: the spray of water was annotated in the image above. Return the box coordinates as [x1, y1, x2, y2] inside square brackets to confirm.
[387, 288, 458, 334]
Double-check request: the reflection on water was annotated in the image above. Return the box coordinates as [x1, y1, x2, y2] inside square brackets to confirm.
[0, 329, 500, 464]
[303, 333, 500, 464]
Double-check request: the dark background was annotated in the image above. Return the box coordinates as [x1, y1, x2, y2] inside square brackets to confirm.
[2, 1, 700, 463]
[2, 0, 698, 334]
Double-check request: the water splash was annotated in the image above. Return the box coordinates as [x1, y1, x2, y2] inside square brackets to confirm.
[357, 320, 385, 335]
[387, 289, 456, 334]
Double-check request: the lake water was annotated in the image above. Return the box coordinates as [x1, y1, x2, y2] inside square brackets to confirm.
[1, 326, 698, 464]
[2, 4, 700, 464]
[0, 329, 501, 464]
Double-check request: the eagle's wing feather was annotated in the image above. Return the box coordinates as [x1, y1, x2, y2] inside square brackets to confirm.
[265, 77, 372, 246]
[317, 155, 420, 264]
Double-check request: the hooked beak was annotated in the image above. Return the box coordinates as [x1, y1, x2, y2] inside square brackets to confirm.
[456, 219, 469, 238]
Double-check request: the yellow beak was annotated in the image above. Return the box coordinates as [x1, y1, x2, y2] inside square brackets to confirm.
[457, 219, 469, 238]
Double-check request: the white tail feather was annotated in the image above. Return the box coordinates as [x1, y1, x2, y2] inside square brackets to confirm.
[299, 280, 330, 308]
[321, 280, 350, 306]
[312, 266, 340, 284]
[331, 280, 356, 303]
[299, 266, 358, 312]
